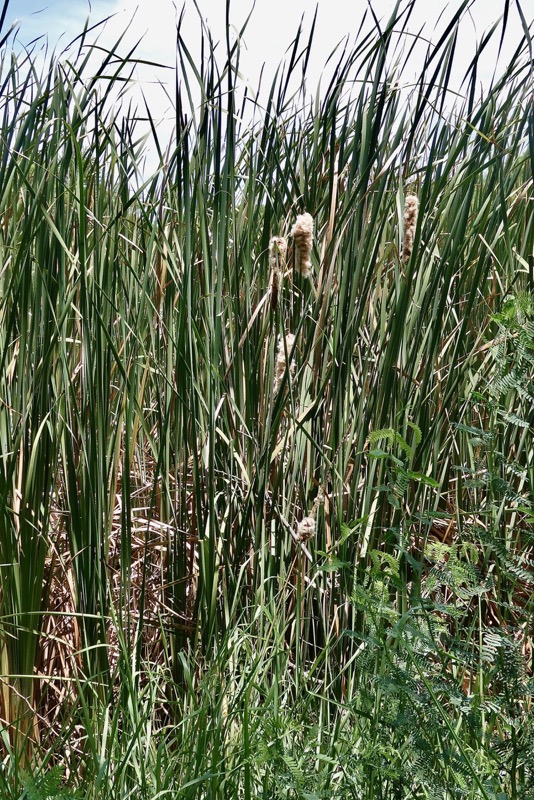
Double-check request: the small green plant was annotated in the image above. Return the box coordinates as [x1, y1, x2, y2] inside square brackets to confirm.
[21, 767, 80, 800]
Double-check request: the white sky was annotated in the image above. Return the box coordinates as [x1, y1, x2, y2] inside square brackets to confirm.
[12, 1, 530, 88]
[8, 0, 532, 169]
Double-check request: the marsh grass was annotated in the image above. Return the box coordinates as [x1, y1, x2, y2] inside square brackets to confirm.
[0, 0, 532, 797]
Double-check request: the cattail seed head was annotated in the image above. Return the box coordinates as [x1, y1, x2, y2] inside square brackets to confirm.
[402, 194, 419, 263]
[291, 212, 314, 277]
[296, 516, 316, 542]
[273, 332, 296, 394]
[269, 236, 287, 310]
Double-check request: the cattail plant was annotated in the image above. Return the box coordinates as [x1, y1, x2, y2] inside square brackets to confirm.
[295, 516, 316, 543]
[269, 235, 287, 310]
[291, 212, 314, 277]
[0, 2, 532, 796]
[293, 485, 324, 544]
[273, 332, 296, 394]
[401, 194, 419, 262]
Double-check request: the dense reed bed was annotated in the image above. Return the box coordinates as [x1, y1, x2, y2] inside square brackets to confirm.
[0, 1, 532, 797]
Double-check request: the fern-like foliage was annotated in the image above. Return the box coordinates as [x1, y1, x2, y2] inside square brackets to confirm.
[22, 767, 80, 800]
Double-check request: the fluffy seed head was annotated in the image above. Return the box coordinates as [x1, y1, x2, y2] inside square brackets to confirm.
[269, 236, 288, 266]
[295, 516, 316, 542]
[273, 332, 296, 394]
[402, 194, 419, 263]
[269, 236, 287, 310]
[291, 212, 314, 277]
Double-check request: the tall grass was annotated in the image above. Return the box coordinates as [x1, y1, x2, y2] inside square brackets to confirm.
[0, 1, 532, 797]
